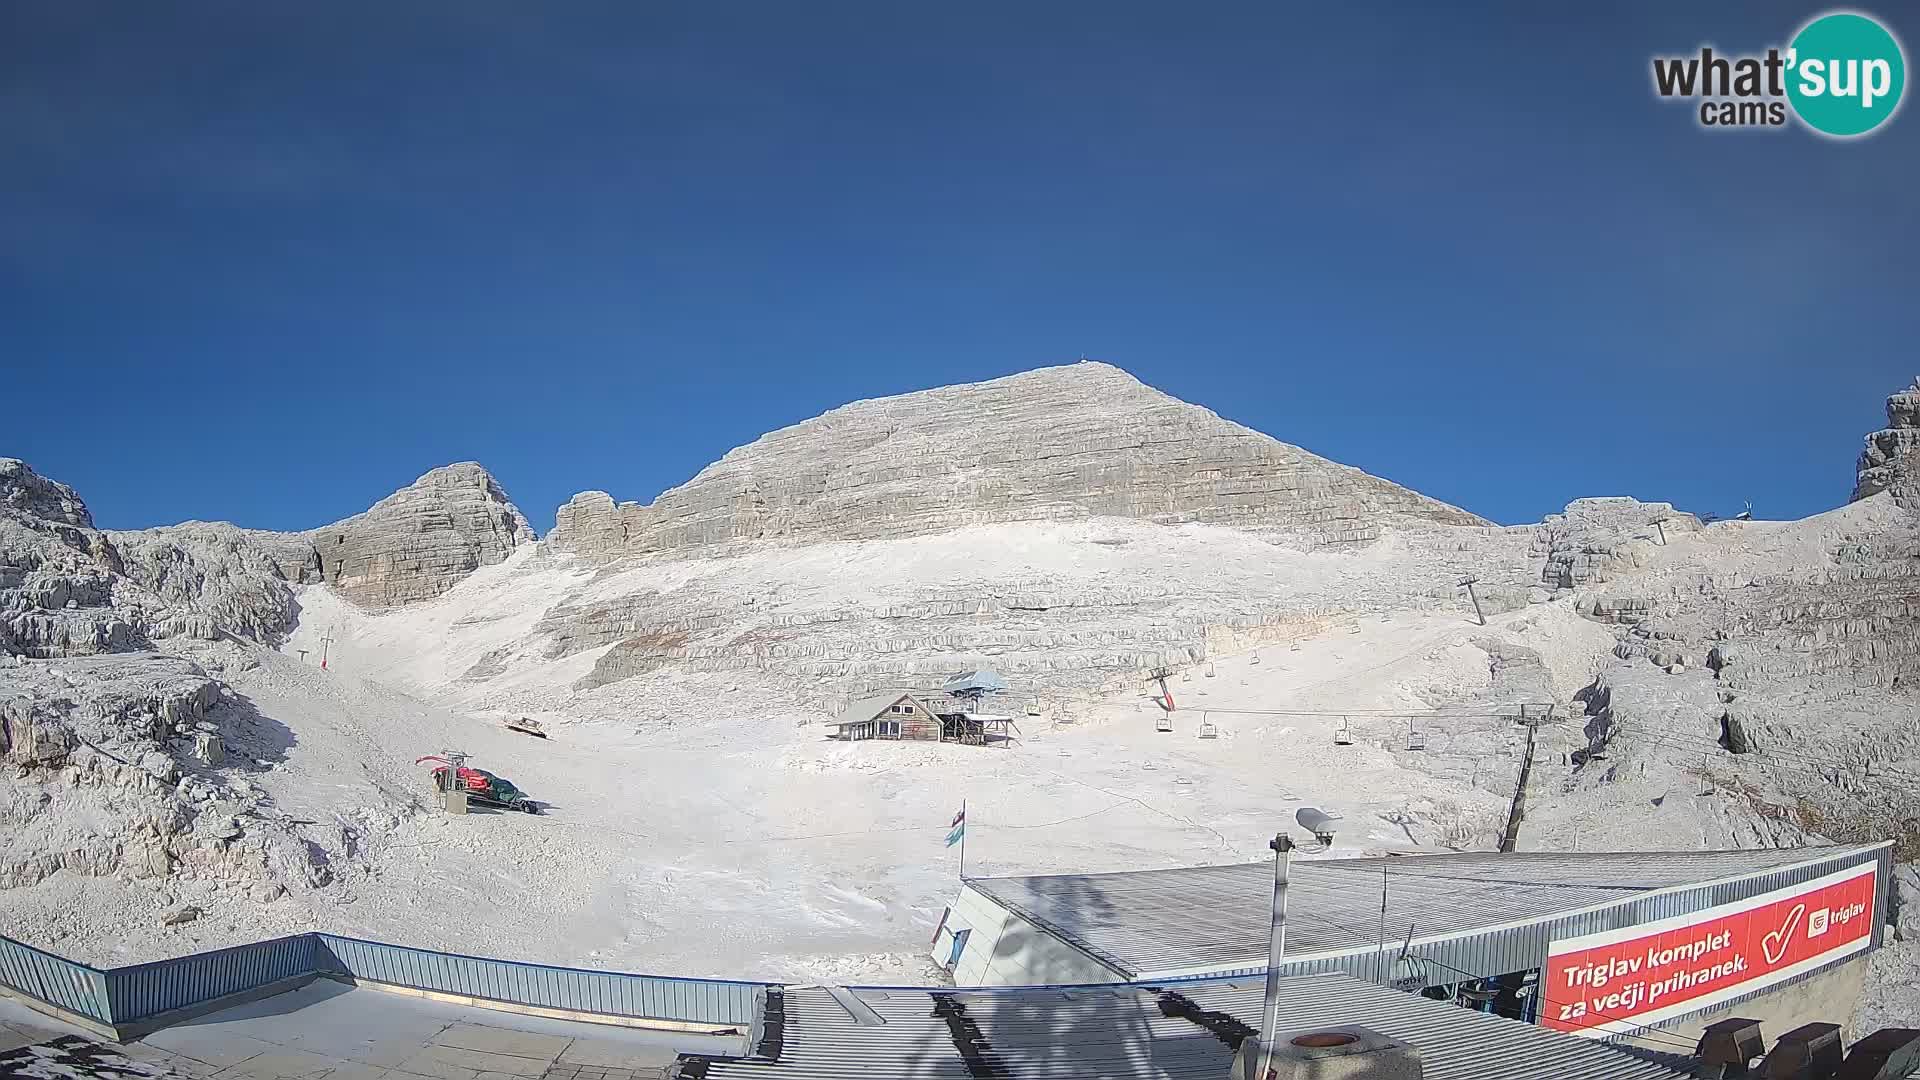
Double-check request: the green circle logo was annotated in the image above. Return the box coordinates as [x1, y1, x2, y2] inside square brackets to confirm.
[1787, 12, 1906, 137]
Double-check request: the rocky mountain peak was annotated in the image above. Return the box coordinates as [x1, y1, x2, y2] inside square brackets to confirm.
[1, 458, 95, 529]
[310, 461, 536, 608]
[548, 361, 1485, 561]
[1853, 377, 1920, 506]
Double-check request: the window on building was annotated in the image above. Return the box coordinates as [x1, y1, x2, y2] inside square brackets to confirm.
[889, 704, 903, 713]
[901, 704, 915, 714]
[879, 720, 901, 737]
[947, 927, 971, 969]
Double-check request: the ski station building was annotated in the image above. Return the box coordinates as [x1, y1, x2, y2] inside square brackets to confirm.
[931, 843, 1894, 1043]
[2, 842, 1910, 1079]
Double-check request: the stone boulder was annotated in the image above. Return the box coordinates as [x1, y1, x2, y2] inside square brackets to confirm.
[548, 361, 1486, 560]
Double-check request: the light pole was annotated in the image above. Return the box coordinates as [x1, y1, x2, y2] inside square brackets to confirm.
[1254, 832, 1295, 1080]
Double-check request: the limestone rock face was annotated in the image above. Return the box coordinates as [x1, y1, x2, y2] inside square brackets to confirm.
[311, 462, 535, 608]
[1, 464, 299, 656]
[0, 458, 94, 529]
[228, 528, 325, 585]
[1854, 378, 1920, 506]
[548, 362, 1485, 560]
[108, 523, 299, 644]
[1534, 498, 1702, 590]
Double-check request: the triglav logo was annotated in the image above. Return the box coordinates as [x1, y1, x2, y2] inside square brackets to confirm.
[1652, 10, 1906, 137]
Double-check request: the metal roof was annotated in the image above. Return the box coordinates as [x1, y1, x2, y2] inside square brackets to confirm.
[966, 845, 1888, 978]
[677, 973, 1693, 1079]
[829, 693, 927, 724]
[942, 669, 1009, 694]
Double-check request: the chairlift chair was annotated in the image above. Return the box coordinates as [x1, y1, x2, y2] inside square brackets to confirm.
[1025, 699, 1042, 717]
[1205, 663, 1216, 678]
[1197, 718, 1218, 739]
[1334, 717, 1353, 746]
[1155, 714, 1174, 733]
[1406, 721, 1427, 751]
[1249, 653, 1261, 665]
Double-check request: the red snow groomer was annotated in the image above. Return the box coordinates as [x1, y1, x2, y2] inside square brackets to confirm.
[416, 753, 541, 814]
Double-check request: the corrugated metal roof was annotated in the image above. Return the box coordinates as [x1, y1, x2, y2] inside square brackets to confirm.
[677, 973, 1693, 1079]
[967, 845, 1887, 978]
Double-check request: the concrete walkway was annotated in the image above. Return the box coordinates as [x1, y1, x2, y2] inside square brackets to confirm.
[1, 982, 748, 1080]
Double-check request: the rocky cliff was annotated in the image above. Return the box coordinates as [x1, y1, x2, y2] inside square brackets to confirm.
[548, 362, 1485, 560]
[1855, 378, 1920, 507]
[0, 462, 344, 922]
[1, 458, 94, 528]
[308, 462, 535, 608]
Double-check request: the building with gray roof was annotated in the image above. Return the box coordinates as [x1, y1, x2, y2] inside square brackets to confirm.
[932, 844, 1893, 1044]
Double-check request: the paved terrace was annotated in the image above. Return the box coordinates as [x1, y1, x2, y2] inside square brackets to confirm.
[2, 981, 746, 1080]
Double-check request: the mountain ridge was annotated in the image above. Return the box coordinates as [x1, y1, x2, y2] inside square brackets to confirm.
[548, 360, 1487, 561]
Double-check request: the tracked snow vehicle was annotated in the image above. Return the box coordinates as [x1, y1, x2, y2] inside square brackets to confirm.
[416, 753, 541, 813]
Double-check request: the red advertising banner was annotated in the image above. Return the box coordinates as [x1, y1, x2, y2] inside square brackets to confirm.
[1543, 862, 1877, 1036]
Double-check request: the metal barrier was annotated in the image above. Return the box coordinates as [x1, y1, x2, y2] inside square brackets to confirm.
[3, 930, 766, 1036]
[103, 934, 320, 1024]
[0, 933, 112, 1024]
[317, 934, 762, 1028]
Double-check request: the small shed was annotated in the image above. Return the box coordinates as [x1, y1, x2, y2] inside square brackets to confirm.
[826, 692, 941, 741]
[942, 712, 1018, 747]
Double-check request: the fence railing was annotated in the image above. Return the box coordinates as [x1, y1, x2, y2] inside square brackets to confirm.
[317, 935, 762, 1027]
[0, 933, 112, 1024]
[0, 930, 769, 1037]
[103, 934, 320, 1025]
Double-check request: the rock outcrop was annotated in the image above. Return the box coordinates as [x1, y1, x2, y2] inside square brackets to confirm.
[311, 462, 535, 608]
[1, 461, 299, 656]
[109, 523, 299, 644]
[1, 458, 93, 529]
[0, 465, 341, 915]
[2, 461, 141, 659]
[549, 362, 1485, 560]
[1855, 378, 1920, 506]
[1534, 498, 1702, 590]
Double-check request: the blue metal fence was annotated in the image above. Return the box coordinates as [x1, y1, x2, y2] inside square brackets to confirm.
[103, 934, 320, 1024]
[2, 930, 766, 1034]
[316, 934, 762, 1027]
[0, 933, 111, 1024]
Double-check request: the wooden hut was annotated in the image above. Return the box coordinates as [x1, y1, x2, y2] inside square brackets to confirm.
[826, 692, 942, 741]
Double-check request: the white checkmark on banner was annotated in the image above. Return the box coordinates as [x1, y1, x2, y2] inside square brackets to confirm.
[1762, 904, 1806, 964]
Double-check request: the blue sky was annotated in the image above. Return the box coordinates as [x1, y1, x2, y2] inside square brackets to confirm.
[4, 2, 1915, 531]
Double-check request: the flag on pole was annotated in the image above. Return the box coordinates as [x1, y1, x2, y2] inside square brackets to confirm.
[946, 806, 966, 847]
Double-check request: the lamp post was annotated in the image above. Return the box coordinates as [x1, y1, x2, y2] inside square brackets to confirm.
[1253, 832, 1296, 1080]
